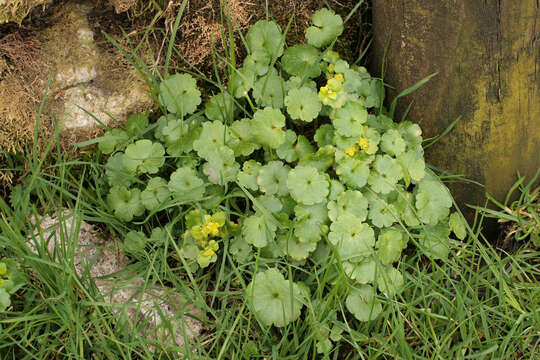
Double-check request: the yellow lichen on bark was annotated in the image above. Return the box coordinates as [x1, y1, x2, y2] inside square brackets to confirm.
[371, 1, 540, 218]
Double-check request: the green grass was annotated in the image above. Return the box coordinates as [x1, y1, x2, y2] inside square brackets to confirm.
[1, 143, 539, 359]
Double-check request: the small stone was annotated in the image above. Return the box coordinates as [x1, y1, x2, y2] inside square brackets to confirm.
[29, 211, 203, 354]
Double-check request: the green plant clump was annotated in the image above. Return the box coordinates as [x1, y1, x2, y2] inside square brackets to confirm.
[93, 8, 466, 333]
[0, 259, 24, 312]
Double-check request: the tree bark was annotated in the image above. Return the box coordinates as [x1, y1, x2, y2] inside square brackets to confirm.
[370, 1, 540, 220]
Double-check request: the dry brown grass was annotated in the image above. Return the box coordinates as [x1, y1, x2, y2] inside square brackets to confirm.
[106, 0, 369, 78]
[0, 0, 50, 24]
[0, 30, 52, 156]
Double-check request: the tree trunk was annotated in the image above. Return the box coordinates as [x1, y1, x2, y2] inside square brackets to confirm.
[370, 1, 540, 221]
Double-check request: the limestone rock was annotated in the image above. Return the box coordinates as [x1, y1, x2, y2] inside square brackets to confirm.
[29, 212, 126, 278]
[0, 0, 152, 151]
[96, 278, 203, 354]
[39, 1, 152, 131]
[30, 212, 203, 354]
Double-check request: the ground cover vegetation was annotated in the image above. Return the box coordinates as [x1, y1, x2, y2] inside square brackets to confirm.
[0, 1, 538, 359]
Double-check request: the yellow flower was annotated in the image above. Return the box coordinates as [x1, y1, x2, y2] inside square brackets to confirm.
[199, 240, 219, 258]
[334, 73, 344, 82]
[323, 50, 340, 63]
[327, 63, 335, 73]
[327, 78, 342, 91]
[344, 145, 358, 156]
[201, 221, 220, 237]
[358, 137, 370, 151]
[201, 248, 215, 257]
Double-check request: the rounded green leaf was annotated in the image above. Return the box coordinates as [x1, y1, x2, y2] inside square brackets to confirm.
[328, 179, 345, 201]
[246, 20, 284, 59]
[204, 92, 236, 123]
[397, 149, 426, 186]
[98, 128, 129, 154]
[368, 197, 398, 228]
[327, 190, 368, 222]
[107, 186, 144, 222]
[230, 118, 260, 157]
[256, 194, 283, 213]
[159, 73, 201, 115]
[380, 129, 406, 157]
[335, 154, 370, 189]
[376, 228, 404, 265]
[105, 153, 133, 187]
[230, 236, 253, 263]
[247, 268, 306, 327]
[193, 121, 236, 167]
[202, 152, 240, 185]
[163, 118, 201, 157]
[168, 167, 205, 202]
[398, 121, 423, 149]
[277, 233, 317, 261]
[277, 130, 315, 163]
[294, 202, 328, 243]
[376, 266, 404, 297]
[331, 101, 368, 137]
[367, 155, 403, 194]
[229, 66, 255, 98]
[281, 44, 321, 79]
[0, 288, 10, 311]
[141, 177, 170, 211]
[253, 74, 286, 109]
[237, 160, 262, 191]
[251, 107, 286, 149]
[328, 213, 375, 262]
[125, 113, 149, 137]
[257, 161, 290, 196]
[298, 145, 335, 172]
[415, 177, 453, 225]
[419, 223, 452, 260]
[394, 190, 420, 227]
[285, 76, 317, 92]
[343, 259, 377, 284]
[243, 51, 271, 76]
[449, 212, 467, 240]
[287, 166, 329, 205]
[285, 87, 322, 122]
[305, 8, 344, 48]
[314, 124, 335, 147]
[346, 285, 382, 322]
[122, 140, 165, 175]
[242, 214, 276, 248]
[124, 230, 147, 254]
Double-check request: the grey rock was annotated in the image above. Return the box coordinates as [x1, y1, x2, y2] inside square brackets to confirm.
[38, 1, 152, 131]
[29, 212, 203, 354]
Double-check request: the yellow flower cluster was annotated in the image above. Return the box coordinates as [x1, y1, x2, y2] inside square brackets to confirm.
[199, 240, 219, 258]
[358, 137, 370, 151]
[323, 50, 340, 65]
[319, 53, 347, 108]
[184, 210, 230, 267]
[201, 220, 220, 237]
[344, 145, 357, 156]
[319, 76, 345, 107]
[344, 137, 371, 157]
